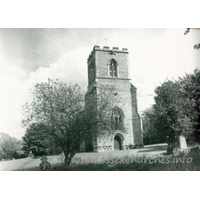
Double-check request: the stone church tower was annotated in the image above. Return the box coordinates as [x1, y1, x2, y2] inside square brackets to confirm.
[84, 45, 143, 152]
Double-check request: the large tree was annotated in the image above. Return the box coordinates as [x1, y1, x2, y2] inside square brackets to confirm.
[178, 69, 200, 142]
[152, 81, 181, 151]
[22, 79, 118, 165]
[142, 70, 200, 153]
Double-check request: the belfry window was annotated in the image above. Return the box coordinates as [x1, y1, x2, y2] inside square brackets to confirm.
[108, 59, 118, 77]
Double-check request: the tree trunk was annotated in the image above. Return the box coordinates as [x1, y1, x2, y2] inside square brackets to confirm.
[63, 149, 75, 166]
[166, 135, 175, 154]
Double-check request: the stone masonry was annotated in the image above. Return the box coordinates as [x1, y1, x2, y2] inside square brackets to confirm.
[84, 45, 143, 152]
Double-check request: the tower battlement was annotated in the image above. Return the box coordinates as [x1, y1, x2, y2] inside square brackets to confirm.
[87, 45, 128, 63]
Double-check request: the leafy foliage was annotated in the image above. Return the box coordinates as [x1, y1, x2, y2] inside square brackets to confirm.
[22, 79, 118, 165]
[142, 69, 200, 151]
[0, 133, 21, 160]
[142, 107, 165, 145]
[184, 28, 200, 50]
[22, 123, 52, 156]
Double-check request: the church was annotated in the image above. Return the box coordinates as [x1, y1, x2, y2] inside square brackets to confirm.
[82, 45, 143, 152]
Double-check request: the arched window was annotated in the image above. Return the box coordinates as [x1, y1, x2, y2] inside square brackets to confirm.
[111, 106, 124, 130]
[108, 59, 118, 77]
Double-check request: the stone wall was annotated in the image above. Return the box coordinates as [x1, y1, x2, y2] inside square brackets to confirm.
[131, 84, 143, 145]
[85, 45, 143, 152]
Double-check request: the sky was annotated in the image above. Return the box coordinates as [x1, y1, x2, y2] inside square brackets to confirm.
[0, 28, 200, 139]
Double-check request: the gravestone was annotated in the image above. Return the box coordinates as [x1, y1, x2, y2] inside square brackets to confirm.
[179, 135, 188, 152]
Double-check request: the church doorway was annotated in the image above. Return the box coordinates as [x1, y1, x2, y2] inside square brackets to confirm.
[114, 135, 122, 150]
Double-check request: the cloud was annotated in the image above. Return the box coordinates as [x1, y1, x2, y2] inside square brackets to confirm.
[26, 46, 91, 89]
[0, 29, 199, 138]
[0, 46, 92, 138]
[0, 63, 27, 138]
[126, 29, 198, 114]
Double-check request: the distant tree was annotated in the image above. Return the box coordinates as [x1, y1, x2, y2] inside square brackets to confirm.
[22, 123, 52, 156]
[22, 79, 118, 165]
[0, 133, 18, 160]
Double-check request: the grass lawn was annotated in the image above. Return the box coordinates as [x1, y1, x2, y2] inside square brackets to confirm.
[15, 144, 200, 171]
[0, 143, 167, 171]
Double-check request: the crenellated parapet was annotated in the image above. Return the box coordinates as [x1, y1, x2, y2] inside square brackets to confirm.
[87, 45, 128, 63]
